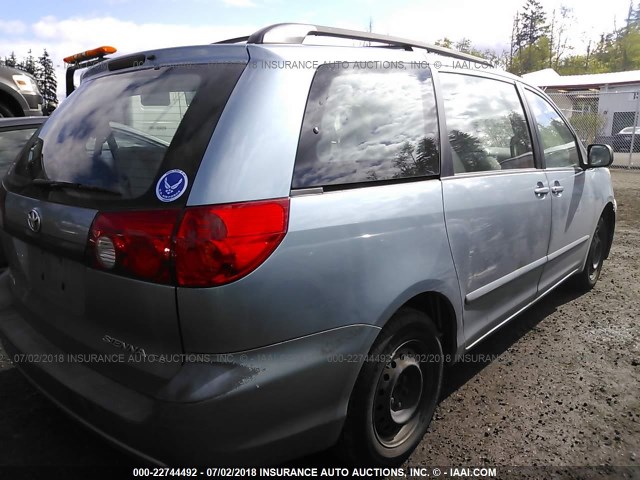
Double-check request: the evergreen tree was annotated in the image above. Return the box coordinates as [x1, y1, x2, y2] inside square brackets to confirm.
[4, 52, 18, 68]
[510, 0, 551, 74]
[37, 49, 58, 111]
[18, 49, 37, 76]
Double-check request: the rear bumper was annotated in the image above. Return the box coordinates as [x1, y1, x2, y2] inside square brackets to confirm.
[0, 281, 379, 465]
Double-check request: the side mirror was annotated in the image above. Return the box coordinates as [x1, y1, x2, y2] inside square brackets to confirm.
[585, 144, 614, 169]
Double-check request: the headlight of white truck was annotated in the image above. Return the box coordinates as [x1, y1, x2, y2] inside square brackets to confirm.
[12, 74, 38, 93]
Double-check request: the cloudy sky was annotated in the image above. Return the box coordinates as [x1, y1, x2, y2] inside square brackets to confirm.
[0, 0, 634, 98]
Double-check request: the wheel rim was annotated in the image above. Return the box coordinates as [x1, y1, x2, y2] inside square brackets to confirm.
[373, 340, 429, 448]
[588, 223, 604, 282]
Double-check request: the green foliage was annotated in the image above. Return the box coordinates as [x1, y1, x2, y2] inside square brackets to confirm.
[2, 52, 18, 68]
[570, 112, 607, 144]
[508, 0, 640, 74]
[38, 49, 58, 109]
[18, 49, 37, 76]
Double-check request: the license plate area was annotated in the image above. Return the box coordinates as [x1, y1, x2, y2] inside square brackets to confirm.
[25, 244, 86, 315]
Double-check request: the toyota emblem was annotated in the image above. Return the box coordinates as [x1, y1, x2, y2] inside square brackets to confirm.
[27, 208, 41, 233]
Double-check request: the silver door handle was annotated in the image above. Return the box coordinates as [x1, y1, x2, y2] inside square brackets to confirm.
[534, 186, 550, 195]
[551, 185, 564, 194]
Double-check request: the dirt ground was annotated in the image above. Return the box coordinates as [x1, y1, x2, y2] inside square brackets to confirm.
[0, 170, 638, 477]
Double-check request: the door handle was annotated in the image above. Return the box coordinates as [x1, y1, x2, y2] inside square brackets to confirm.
[551, 181, 564, 195]
[534, 184, 550, 196]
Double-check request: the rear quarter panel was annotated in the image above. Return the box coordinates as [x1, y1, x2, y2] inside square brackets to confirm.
[178, 180, 463, 353]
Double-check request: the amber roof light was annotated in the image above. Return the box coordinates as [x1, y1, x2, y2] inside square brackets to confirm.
[63, 46, 117, 64]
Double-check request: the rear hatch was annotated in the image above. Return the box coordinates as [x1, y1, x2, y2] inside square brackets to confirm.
[0, 55, 246, 392]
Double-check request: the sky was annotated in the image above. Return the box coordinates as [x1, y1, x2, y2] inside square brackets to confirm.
[0, 0, 634, 99]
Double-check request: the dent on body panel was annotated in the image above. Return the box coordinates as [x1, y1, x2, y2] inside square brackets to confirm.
[288, 181, 451, 322]
[177, 181, 453, 354]
[444, 175, 547, 295]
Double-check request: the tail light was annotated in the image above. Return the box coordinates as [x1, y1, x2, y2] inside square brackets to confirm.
[88, 210, 180, 284]
[87, 198, 290, 287]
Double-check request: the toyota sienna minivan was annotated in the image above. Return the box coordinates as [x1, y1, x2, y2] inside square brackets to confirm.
[0, 23, 616, 466]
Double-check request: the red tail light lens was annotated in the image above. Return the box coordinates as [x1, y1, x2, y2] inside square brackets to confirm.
[87, 198, 289, 287]
[88, 210, 180, 283]
[175, 199, 290, 287]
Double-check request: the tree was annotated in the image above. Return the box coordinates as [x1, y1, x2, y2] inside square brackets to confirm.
[581, 2, 640, 72]
[548, 6, 573, 69]
[510, 0, 551, 74]
[435, 38, 454, 49]
[4, 52, 18, 68]
[38, 49, 58, 110]
[18, 49, 37, 76]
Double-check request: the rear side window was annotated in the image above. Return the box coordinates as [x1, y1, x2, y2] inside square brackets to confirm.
[8, 63, 245, 208]
[0, 127, 39, 175]
[439, 73, 534, 174]
[524, 90, 580, 168]
[293, 65, 439, 189]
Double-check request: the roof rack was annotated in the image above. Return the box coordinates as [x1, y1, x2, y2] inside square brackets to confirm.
[215, 23, 492, 67]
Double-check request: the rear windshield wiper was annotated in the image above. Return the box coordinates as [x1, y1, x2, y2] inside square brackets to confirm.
[29, 179, 122, 196]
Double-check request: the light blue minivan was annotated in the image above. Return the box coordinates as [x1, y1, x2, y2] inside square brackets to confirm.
[0, 23, 615, 466]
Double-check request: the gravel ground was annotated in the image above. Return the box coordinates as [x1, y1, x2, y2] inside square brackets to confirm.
[0, 170, 638, 477]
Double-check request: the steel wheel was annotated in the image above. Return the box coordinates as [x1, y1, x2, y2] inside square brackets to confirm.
[572, 215, 609, 291]
[337, 308, 443, 466]
[373, 340, 429, 448]
[588, 220, 605, 283]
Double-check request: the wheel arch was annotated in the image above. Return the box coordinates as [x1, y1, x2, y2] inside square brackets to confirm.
[0, 86, 25, 116]
[373, 288, 461, 365]
[402, 291, 459, 364]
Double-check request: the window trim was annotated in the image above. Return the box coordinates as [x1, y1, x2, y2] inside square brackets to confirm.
[522, 87, 584, 171]
[435, 70, 539, 178]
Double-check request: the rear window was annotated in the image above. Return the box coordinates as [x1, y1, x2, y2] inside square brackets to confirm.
[292, 64, 439, 189]
[7, 63, 245, 208]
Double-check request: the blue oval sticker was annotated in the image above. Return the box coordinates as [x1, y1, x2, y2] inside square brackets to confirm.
[156, 169, 188, 202]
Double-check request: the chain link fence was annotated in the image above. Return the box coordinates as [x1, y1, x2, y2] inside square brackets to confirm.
[547, 90, 640, 169]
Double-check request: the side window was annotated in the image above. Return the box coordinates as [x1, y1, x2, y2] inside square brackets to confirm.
[524, 90, 580, 168]
[0, 127, 38, 174]
[292, 65, 439, 189]
[439, 73, 534, 174]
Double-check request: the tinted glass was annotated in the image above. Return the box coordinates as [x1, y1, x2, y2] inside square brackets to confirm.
[7, 63, 245, 208]
[525, 90, 580, 168]
[0, 127, 38, 174]
[439, 73, 534, 174]
[293, 65, 439, 188]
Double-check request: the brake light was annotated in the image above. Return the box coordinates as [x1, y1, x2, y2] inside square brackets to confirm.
[87, 198, 290, 287]
[175, 199, 290, 287]
[88, 210, 180, 283]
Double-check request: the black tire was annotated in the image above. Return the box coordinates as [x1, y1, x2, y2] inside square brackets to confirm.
[573, 216, 607, 291]
[0, 103, 15, 118]
[337, 308, 443, 466]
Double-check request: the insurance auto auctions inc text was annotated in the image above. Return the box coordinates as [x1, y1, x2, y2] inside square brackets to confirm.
[256, 467, 497, 477]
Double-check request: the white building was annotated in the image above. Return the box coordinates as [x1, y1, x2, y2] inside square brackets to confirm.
[523, 68, 640, 138]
